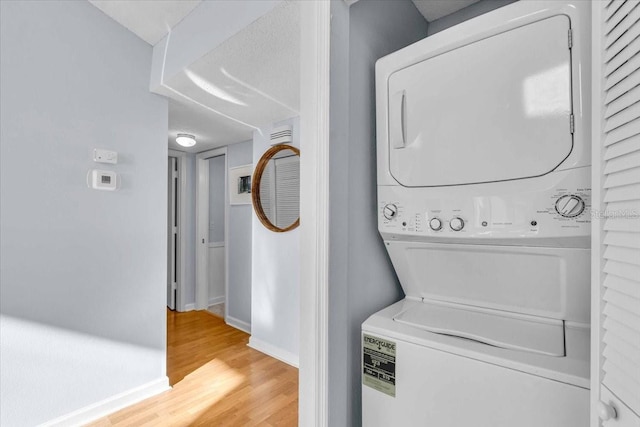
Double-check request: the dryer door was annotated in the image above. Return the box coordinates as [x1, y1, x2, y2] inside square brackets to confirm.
[388, 16, 573, 187]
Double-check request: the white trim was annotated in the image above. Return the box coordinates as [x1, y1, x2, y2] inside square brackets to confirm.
[590, 4, 603, 426]
[38, 377, 170, 427]
[224, 153, 230, 329]
[299, 1, 331, 426]
[225, 315, 251, 334]
[195, 147, 228, 311]
[208, 241, 225, 248]
[168, 151, 188, 312]
[248, 337, 299, 368]
[208, 296, 225, 306]
[184, 303, 196, 312]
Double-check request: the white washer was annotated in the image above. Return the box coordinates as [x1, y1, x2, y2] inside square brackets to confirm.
[363, 2, 591, 426]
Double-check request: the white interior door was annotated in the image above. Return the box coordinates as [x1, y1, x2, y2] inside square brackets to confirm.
[196, 147, 228, 311]
[592, 2, 640, 426]
[167, 157, 178, 310]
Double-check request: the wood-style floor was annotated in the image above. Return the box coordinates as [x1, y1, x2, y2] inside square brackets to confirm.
[87, 310, 299, 426]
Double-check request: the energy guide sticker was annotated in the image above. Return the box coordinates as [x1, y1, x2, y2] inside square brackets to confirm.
[362, 334, 396, 397]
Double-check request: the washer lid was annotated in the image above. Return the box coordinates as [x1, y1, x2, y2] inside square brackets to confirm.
[393, 300, 566, 357]
[387, 15, 573, 187]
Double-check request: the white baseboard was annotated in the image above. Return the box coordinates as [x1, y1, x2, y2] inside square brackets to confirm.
[248, 337, 299, 368]
[39, 377, 170, 427]
[208, 296, 225, 306]
[225, 315, 251, 334]
[183, 303, 195, 311]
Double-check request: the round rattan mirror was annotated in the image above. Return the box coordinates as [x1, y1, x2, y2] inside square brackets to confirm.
[252, 144, 300, 232]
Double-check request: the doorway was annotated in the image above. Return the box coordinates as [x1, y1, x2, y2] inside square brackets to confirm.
[167, 156, 178, 310]
[167, 150, 187, 311]
[196, 147, 229, 314]
[206, 154, 226, 317]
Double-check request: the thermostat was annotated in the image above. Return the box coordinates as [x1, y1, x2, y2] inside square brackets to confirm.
[88, 169, 117, 191]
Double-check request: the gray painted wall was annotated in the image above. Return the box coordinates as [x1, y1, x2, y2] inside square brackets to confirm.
[251, 117, 300, 363]
[0, 1, 168, 424]
[208, 155, 226, 243]
[427, 0, 518, 35]
[328, 1, 428, 426]
[227, 140, 253, 326]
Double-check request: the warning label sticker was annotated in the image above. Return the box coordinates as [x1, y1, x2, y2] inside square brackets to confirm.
[362, 334, 396, 397]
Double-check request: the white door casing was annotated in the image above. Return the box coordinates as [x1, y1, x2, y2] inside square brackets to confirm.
[299, 0, 331, 425]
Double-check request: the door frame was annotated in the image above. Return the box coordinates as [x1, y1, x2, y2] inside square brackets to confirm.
[195, 147, 229, 312]
[168, 150, 188, 311]
[299, 1, 331, 425]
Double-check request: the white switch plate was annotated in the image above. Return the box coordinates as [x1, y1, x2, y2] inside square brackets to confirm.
[93, 149, 118, 164]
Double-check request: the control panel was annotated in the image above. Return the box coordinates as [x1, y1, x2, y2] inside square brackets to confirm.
[378, 168, 591, 245]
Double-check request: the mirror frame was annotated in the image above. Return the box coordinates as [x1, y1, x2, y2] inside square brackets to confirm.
[251, 144, 301, 232]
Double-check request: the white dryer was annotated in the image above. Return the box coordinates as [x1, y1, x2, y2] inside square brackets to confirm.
[363, 2, 591, 426]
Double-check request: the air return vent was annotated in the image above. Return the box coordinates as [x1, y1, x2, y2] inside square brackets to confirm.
[270, 125, 293, 145]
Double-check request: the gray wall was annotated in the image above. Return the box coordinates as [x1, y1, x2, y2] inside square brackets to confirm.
[427, 0, 518, 35]
[0, 1, 168, 425]
[227, 140, 253, 327]
[208, 155, 226, 243]
[328, 1, 428, 426]
[251, 117, 300, 364]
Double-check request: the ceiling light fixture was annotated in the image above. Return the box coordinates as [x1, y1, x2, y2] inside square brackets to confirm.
[176, 133, 196, 147]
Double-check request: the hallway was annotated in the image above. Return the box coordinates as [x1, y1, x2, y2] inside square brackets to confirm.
[88, 310, 298, 426]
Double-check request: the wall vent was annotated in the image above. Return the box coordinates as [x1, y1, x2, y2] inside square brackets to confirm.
[270, 125, 293, 145]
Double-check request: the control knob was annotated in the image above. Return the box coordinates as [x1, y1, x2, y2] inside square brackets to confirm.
[449, 217, 465, 231]
[383, 204, 398, 220]
[555, 195, 585, 218]
[429, 218, 442, 231]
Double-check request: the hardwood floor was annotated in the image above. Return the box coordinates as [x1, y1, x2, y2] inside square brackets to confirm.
[87, 310, 298, 426]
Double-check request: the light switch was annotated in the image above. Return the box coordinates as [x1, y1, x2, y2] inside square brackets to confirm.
[93, 149, 118, 164]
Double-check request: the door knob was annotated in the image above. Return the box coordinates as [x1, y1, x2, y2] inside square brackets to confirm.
[598, 401, 617, 421]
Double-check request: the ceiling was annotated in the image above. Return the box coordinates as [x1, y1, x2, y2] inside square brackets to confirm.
[89, 0, 202, 45]
[411, 0, 481, 21]
[166, 1, 300, 152]
[89, 0, 479, 153]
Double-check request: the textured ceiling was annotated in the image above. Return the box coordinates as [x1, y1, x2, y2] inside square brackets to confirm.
[168, 98, 252, 153]
[166, 1, 299, 152]
[88, 0, 202, 45]
[411, 0, 481, 21]
[92, 0, 476, 154]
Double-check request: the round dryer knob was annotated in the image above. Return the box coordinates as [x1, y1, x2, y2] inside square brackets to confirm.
[429, 217, 442, 231]
[555, 195, 586, 218]
[449, 217, 464, 231]
[383, 204, 398, 220]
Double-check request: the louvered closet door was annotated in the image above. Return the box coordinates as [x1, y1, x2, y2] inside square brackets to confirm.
[274, 155, 300, 229]
[593, 1, 640, 426]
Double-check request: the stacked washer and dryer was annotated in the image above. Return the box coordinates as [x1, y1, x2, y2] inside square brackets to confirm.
[362, 2, 592, 426]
